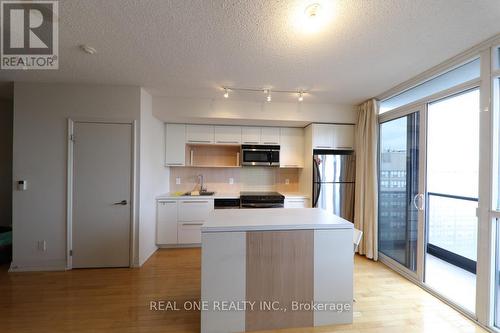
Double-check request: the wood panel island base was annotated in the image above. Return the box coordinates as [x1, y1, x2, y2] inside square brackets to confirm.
[201, 208, 354, 333]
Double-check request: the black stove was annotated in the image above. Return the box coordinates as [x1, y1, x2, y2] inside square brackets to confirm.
[240, 191, 284, 208]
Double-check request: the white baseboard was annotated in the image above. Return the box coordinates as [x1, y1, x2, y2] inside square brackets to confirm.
[9, 259, 67, 272]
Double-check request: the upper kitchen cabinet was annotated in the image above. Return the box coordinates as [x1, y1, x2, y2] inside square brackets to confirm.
[186, 125, 214, 144]
[260, 127, 280, 145]
[332, 124, 355, 150]
[241, 127, 261, 144]
[280, 127, 304, 168]
[311, 123, 355, 150]
[165, 123, 186, 166]
[312, 123, 334, 149]
[214, 126, 241, 144]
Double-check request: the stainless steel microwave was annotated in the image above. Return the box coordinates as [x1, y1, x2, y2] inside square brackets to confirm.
[241, 145, 280, 166]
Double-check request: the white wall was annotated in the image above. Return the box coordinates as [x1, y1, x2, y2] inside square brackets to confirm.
[0, 99, 13, 227]
[153, 97, 357, 126]
[12, 83, 142, 271]
[138, 89, 169, 265]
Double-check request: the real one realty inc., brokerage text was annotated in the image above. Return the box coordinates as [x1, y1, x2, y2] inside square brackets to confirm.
[150, 300, 351, 313]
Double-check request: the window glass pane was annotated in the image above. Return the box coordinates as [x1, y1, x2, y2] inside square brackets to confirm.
[378, 113, 419, 271]
[427, 196, 478, 261]
[380, 58, 480, 114]
[497, 78, 500, 210]
[427, 89, 480, 198]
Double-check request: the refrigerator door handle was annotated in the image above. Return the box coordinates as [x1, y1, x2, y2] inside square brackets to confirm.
[313, 182, 321, 207]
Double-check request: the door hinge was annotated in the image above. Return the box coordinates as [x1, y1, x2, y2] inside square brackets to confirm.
[69, 249, 73, 256]
[70, 134, 75, 142]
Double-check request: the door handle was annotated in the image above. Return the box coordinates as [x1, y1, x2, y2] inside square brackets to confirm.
[412, 194, 424, 211]
[113, 200, 128, 206]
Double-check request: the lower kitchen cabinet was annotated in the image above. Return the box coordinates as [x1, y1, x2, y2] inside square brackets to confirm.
[177, 222, 204, 244]
[156, 200, 178, 245]
[156, 198, 214, 246]
[284, 197, 310, 208]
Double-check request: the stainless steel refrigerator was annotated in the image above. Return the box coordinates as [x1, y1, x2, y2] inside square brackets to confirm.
[312, 150, 356, 222]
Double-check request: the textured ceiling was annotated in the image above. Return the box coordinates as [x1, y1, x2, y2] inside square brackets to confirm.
[1, 0, 499, 104]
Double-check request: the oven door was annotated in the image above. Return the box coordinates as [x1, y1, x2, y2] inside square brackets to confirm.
[242, 148, 271, 166]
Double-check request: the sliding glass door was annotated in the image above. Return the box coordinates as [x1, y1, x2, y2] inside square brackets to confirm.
[424, 88, 480, 313]
[378, 111, 421, 274]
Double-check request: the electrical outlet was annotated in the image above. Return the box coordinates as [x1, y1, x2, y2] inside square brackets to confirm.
[37, 240, 47, 252]
[229, 178, 234, 185]
[176, 177, 181, 185]
[285, 178, 290, 185]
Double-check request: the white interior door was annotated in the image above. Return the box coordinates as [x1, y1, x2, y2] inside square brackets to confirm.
[72, 121, 132, 268]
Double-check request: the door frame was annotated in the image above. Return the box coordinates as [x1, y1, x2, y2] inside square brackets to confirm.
[66, 118, 137, 270]
[378, 103, 427, 282]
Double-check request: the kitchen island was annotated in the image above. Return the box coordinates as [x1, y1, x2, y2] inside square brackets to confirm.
[201, 208, 354, 333]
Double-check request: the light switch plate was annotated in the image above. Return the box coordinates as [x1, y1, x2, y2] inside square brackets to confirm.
[285, 178, 290, 185]
[229, 178, 234, 185]
[176, 177, 181, 185]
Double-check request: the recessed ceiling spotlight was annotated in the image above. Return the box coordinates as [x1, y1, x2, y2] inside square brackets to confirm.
[305, 3, 321, 18]
[223, 88, 229, 98]
[291, 1, 334, 34]
[266, 90, 272, 102]
[80, 44, 97, 55]
[298, 91, 304, 102]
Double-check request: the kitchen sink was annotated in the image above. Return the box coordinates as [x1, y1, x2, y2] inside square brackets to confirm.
[183, 191, 215, 196]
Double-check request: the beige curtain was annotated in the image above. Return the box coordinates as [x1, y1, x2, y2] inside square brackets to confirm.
[354, 99, 379, 260]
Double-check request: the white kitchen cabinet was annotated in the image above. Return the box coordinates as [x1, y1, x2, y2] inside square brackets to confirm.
[178, 199, 214, 221]
[332, 124, 355, 150]
[177, 199, 214, 244]
[241, 127, 261, 144]
[156, 200, 178, 244]
[214, 126, 241, 144]
[280, 127, 304, 168]
[177, 223, 204, 244]
[186, 125, 214, 144]
[311, 123, 355, 150]
[165, 124, 186, 166]
[284, 198, 310, 208]
[312, 123, 334, 149]
[260, 127, 280, 145]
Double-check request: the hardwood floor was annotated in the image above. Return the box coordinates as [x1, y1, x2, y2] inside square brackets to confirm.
[0, 249, 487, 333]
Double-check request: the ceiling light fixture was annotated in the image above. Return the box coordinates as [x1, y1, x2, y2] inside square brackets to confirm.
[291, 1, 334, 34]
[305, 3, 321, 18]
[220, 87, 309, 103]
[80, 44, 97, 55]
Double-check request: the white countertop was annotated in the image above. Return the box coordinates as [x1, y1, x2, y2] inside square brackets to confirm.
[202, 208, 353, 232]
[156, 192, 309, 200]
[156, 192, 240, 199]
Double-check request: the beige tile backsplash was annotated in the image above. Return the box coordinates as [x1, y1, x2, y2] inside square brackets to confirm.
[169, 167, 299, 193]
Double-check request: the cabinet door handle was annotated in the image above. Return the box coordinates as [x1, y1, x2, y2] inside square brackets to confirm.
[336, 146, 353, 149]
[282, 164, 299, 167]
[243, 141, 259, 144]
[216, 141, 239, 144]
[159, 201, 176, 204]
[181, 223, 204, 226]
[188, 140, 211, 143]
[181, 200, 209, 204]
[263, 142, 278, 144]
[315, 146, 332, 149]
[166, 163, 183, 166]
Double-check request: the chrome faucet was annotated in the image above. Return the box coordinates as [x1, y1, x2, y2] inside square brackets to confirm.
[198, 174, 206, 192]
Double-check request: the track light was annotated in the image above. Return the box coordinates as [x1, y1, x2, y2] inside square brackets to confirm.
[220, 87, 309, 102]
